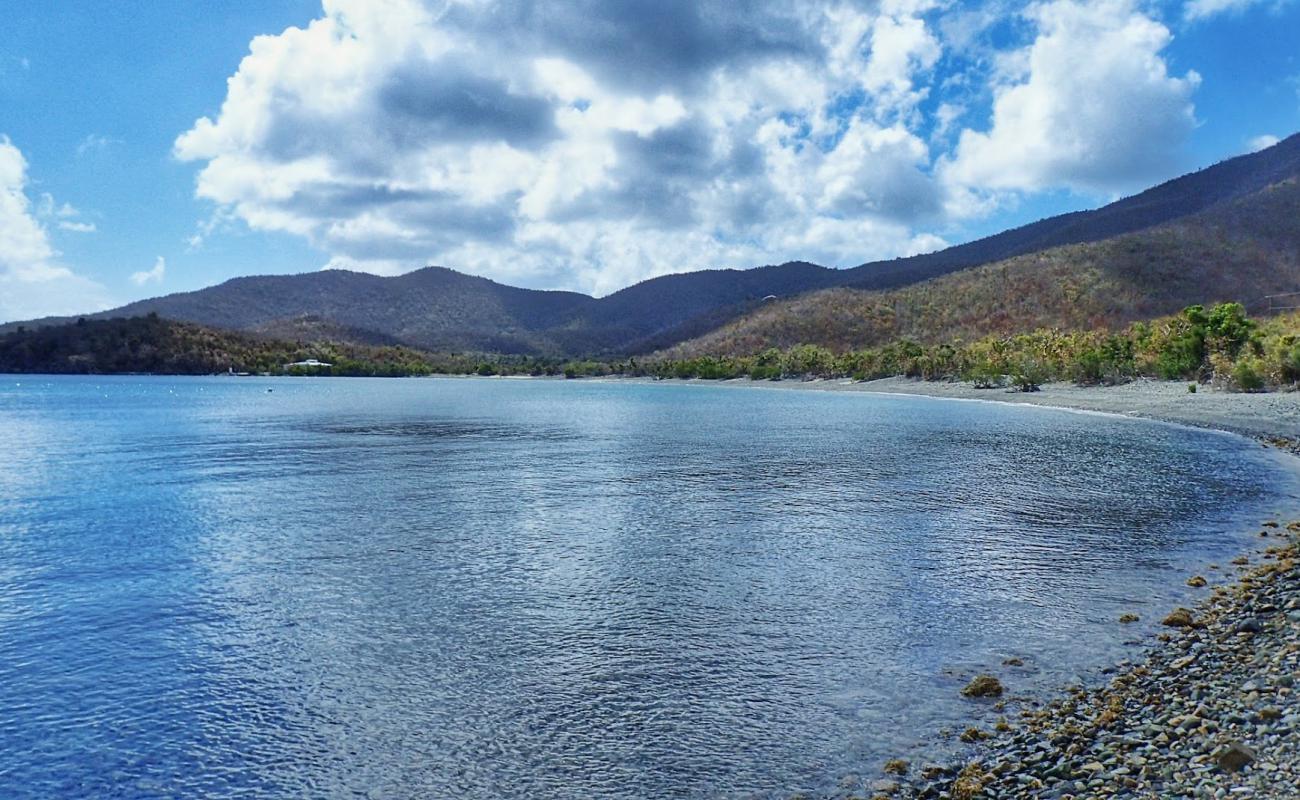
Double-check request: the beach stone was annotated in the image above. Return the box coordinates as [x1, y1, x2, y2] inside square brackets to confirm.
[1163, 608, 1197, 628]
[869, 778, 899, 793]
[1214, 742, 1255, 773]
[963, 674, 1005, 698]
[1188, 576, 1208, 588]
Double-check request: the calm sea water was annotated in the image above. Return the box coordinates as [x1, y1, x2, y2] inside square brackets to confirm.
[2, 375, 1298, 799]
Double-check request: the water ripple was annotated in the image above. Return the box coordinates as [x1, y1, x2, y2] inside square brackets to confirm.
[1, 376, 1298, 799]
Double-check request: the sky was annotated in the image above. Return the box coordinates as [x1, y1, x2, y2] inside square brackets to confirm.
[1, 0, 1297, 323]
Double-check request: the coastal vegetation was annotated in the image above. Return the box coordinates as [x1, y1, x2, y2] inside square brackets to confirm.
[3, 303, 1297, 393]
[631, 303, 1300, 392]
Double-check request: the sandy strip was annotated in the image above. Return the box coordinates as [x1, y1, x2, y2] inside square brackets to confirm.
[627, 376, 1300, 452]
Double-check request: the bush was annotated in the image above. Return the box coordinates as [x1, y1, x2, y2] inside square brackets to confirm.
[1009, 358, 1050, 392]
[964, 360, 1003, 389]
[1231, 359, 1266, 393]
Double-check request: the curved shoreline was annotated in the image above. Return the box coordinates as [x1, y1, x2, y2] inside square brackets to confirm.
[595, 376, 1300, 798]
[681, 377, 1300, 799]
[604, 376, 1300, 457]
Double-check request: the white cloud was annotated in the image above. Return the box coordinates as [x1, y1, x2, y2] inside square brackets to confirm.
[0, 136, 112, 322]
[174, 0, 1207, 294]
[1184, 0, 1294, 20]
[130, 256, 166, 286]
[860, 4, 942, 119]
[174, 0, 953, 292]
[57, 220, 97, 233]
[944, 0, 1199, 198]
[1248, 134, 1281, 152]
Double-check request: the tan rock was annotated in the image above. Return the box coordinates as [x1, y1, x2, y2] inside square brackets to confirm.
[962, 674, 1004, 698]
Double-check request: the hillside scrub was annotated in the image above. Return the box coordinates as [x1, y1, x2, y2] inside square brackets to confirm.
[4, 306, 1297, 392]
[633, 304, 1300, 393]
[663, 179, 1300, 360]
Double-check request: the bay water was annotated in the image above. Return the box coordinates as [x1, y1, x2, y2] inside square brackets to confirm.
[2, 376, 1298, 798]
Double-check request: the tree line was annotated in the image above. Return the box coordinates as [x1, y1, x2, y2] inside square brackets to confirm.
[3, 303, 1297, 392]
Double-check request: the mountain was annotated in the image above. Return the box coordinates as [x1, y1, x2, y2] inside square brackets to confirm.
[664, 176, 1300, 357]
[8, 133, 1300, 355]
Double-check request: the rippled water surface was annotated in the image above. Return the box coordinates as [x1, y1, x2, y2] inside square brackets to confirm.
[3, 376, 1299, 798]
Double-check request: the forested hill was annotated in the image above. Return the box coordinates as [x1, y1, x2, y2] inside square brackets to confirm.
[0, 315, 442, 376]
[6, 133, 1300, 357]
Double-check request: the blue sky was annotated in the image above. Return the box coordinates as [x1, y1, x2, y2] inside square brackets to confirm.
[1, 0, 1297, 322]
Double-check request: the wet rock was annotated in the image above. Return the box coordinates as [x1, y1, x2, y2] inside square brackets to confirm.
[1187, 575, 1208, 588]
[883, 758, 909, 776]
[962, 674, 1004, 698]
[1162, 608, 1197, 628]
[1120, 612, 1140, 623]
[960, 727, 989, 743]
[869, 778, 899, 794]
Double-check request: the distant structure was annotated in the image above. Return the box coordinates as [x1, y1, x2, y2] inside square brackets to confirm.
[1262, 291, 1300, 312]
[284, 358, 332, 368]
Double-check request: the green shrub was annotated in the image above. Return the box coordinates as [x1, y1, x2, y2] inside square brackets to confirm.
[1009, 358, 1050, 392]
[1231, 359, 1266, 392]
[964, 360, 1003, 389]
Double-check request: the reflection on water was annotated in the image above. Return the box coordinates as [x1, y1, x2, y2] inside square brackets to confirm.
[1, 376, 1297, 799]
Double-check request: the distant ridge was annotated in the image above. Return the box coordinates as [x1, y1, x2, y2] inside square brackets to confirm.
[8, 132, 1299, 356]
[665, 175, 1300, 356]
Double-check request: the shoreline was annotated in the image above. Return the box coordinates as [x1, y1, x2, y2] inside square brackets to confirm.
[608, 375, 1300, 456]
[677, 377, 1300, 799]
[872, 528, 1300, 800]
[13, 373, 1300, 797]
[600, 375, 1300, 798]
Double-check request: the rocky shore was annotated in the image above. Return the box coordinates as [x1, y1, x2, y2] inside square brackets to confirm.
[630, 375, 1300, 799]
[850, 522, 1300, 800]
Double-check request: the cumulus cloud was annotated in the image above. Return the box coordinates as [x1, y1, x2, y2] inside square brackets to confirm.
[0, 136, 111, 322]
[174, 0, 955, 292]
[944, 0, 1199, 197]
[175, 0, 1201, 293]
[130, 256, 166, 286]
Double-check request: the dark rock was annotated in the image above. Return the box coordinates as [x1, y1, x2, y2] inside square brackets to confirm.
[1215, 741, 1256, 773]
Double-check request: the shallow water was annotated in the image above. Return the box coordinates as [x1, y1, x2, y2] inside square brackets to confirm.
[2, 375, 1298, 799]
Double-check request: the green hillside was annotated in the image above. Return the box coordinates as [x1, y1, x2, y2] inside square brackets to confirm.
[664, 180, 1300, 358]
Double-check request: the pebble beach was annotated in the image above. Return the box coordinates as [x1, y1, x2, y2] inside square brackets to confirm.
[774, 378, 1300, 800]
[864, 525, 1300, 800]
